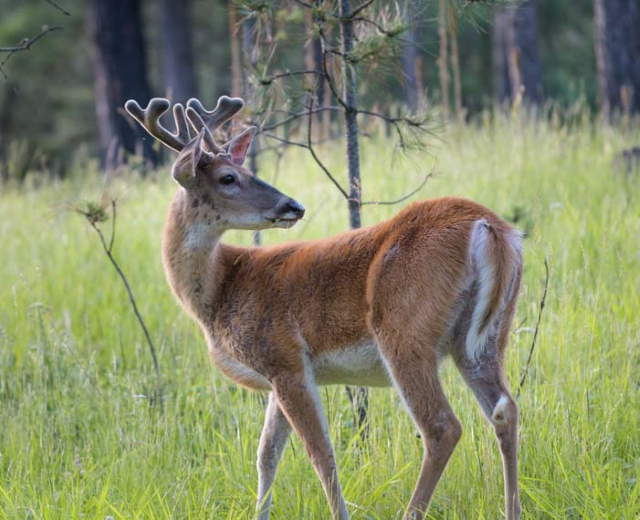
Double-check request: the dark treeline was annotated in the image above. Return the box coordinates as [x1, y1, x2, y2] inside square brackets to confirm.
[0, 0, 638, 175]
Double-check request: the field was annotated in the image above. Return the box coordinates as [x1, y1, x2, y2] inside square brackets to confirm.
[1, 114, 639, 519]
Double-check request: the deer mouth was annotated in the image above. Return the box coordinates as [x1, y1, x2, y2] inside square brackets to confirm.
[265, 198, 305, 228]
[267, 216, 300, 228]
[268, 216, 299, 223]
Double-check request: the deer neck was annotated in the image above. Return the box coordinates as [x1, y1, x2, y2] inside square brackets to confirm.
[161, 189, 235, 322]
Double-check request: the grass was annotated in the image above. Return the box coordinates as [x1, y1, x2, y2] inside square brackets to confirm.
[1, 112, 639, 519]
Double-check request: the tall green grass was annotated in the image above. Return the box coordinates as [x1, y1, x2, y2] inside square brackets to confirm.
[1, 114, 639, 519]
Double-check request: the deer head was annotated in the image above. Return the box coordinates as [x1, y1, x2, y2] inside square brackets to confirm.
[124, 96, 305, 230]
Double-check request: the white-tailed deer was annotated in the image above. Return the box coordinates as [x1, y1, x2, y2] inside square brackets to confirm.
[125, 96, 523, 520]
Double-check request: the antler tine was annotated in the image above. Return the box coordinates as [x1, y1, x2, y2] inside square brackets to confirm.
[184, 96, 245, 155]
[172, 103, 193, 143]
[124, 98, 189, 152]
[187, 97, 245, 131]
[185, 107, 222, 154]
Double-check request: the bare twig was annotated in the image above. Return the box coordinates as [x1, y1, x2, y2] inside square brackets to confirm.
[347, 0, 375, 19]
[306, 99, 350, 199]
[321, 46, 350, 111]
[292, 0, 314, 8]
[351, 15, 399, 36]
[517, 257, 550, 397]
[259, 106, 341, 132]
[45, 0, 71, 16]
[0, 25, 63, 53]
[261, 132, 309, 149]
[108, 199, 117, 253]
[77, 201, 162, 386]
[259, 69, 322, 85]
[361, 171, 432, 205]
[0, 25, 63, 79]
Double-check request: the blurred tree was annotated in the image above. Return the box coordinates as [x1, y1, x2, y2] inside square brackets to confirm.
[305, 2, 330, 136]
[402, 0, 424, 113]
[492, 0, 543, 106]
[160, 0, 197, 103]
[593, 0, 640, 118]
[0, 0, 626, 174]
[449, 8, 463, 121]
[89, 0, 156, 167]
[339, 0, 362, 230]
[437, 0, 450, 118]
[228, 0, 242, 97]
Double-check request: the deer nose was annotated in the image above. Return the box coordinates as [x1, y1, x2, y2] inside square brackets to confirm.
[280, 198, 305, 219]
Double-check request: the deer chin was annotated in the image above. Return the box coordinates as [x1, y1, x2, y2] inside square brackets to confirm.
[266, 217, 300, 229]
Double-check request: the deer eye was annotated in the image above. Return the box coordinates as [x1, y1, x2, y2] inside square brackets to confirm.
[219, 174, 235, 185]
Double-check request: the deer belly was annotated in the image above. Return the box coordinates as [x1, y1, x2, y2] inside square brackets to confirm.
[313, 341, 391, 387]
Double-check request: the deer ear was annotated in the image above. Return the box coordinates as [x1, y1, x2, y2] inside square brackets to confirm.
[172, 130, 205, 186]
[226, 126, 257, 166]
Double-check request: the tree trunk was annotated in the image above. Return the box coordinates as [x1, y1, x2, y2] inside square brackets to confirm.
[492, 0, 543, 106]
[437, 0, 450, 119]
[89, 0, 156, 166]
[339, 0, 368, 435]
[242, 16, 262, 246]
[492, 9, 511, 104]
[340, 0, 361, 230]
[402, 0, 424, 113]
[594, 0, 640, 118]
[305, 5, 327, 135]
[0, 83, 16, 166]
[160, 0, 197, 103]
[228, 1, 243, 97]
[449, 14, 463, 122]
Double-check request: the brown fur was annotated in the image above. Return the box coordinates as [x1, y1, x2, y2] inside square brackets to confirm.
[163, 196, 516, 385]
[126, 96, 523, 520]
[161, 190, 523, 519]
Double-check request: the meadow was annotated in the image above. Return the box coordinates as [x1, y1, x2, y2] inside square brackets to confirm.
[1, 112, 639, 519]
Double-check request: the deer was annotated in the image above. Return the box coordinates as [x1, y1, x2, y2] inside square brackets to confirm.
[124, 95, 523, 520]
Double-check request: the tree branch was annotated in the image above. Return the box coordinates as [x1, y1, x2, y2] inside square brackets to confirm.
[0, 25, 63, 52]
[259, 106, 341, 132]
[517, 257, 550, 397]
[44, 0, 71, 16]
[259, 69, 322, 85]
[0, 25, 63, 79]
[306, 99, 350, 199]
[361, 171, 432, 205]
[77, 201, 162, 396]
[261, 132, 309, 149]
[347, 0, 375, 19]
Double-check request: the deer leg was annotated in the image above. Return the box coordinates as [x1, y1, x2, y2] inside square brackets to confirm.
[256, 392, 291, 520]
[378, 343, 462, 520]
[271, 370, 349, 520]
[455, 354, 521, 520]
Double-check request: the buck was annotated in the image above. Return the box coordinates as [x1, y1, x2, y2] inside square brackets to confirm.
[125, 95, 523, 520]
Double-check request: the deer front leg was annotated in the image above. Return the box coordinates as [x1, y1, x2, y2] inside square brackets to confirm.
[256, 392, 291, 520]
[271, 370, 349, 520]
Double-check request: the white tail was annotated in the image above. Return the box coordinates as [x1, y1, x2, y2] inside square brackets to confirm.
[466, 219, 523, 361]
[126, 97, 523, 520]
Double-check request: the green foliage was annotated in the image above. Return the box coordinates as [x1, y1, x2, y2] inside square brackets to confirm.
[1, 114, 639, 518]
[0, 0, 606, 171]
[77, 200, 109, 225]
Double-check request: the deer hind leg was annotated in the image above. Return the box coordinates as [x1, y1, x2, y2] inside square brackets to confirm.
[256, 392, 291, 520]
[453, 284, 521, 519]
[455, 353, 520, 520]
[375, 333, 462, 520]
[271, 368, 349, 520]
